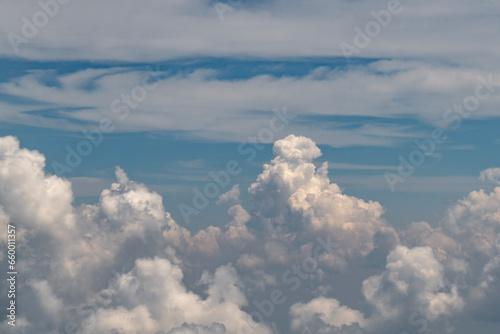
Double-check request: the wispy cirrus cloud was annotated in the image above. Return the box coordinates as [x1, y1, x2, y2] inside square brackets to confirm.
[1, 62, 499, 147]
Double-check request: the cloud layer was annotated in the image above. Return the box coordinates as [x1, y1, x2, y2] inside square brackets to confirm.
[1, 0, 499, 67]
[1, 62, 499, 147]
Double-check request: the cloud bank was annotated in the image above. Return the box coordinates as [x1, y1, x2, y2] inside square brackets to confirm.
[0, 134, 500, 333]
[1, 0, 498, 67]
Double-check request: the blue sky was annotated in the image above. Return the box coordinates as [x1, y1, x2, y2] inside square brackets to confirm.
[1, 1, 500, 333]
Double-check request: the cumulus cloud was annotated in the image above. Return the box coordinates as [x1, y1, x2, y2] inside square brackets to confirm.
[80, 259, 270, 334]
[363, 246, 465, 323]
[290, 246, 465, 333]
[1, 135, 500, 333]
[163, 203, 255, 258]
[249, 135, 396, 270]
[441, 187, 500, 256]
[0, 135, 269, 333]
[480, 167, 500, 185]
[217, 184, 241, 206]
[0, 135, 74, 231]
[290, 297, 365, 330]
[392, 173, 500, 330]
[224, 205, 255, 246]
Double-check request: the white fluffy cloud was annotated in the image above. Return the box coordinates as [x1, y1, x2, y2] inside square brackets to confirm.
[249, 135, 396, 270]
[0, 135, 268, 333]
[441, 186, 500, 257]
[1, 135, 500, 333]
[363, 246, 465, 323]
[290, 297, 365, 330]
[80, 259, 270, 334]
[480, 168, 500, 185]
[0, 136, 74, 231]
[217, 184, 241, 206]
[290, 245, 465, 334]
